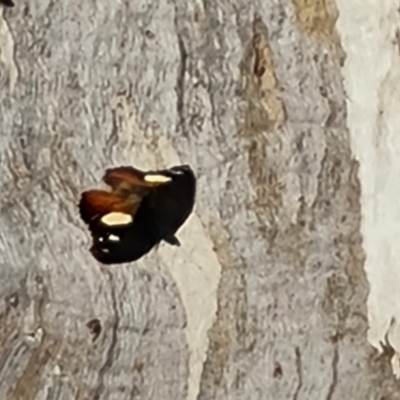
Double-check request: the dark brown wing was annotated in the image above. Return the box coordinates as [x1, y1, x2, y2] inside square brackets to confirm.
[89, 222, 159, 265]
[0, 0, 14, 7]
[135, 164, 196, 244]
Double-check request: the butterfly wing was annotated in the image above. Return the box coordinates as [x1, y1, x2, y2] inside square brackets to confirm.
[79, 166, 154, 226]
[88, 222, 158, 265]
[0, 0, 14, 7]
[135, 165, 196, 245]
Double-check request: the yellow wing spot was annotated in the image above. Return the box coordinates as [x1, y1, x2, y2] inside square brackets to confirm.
[101, 212, 133, 226]
[144, 174, 172, 184]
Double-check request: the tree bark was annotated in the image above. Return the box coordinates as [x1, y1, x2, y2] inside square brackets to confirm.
[0, 1, 398, 399]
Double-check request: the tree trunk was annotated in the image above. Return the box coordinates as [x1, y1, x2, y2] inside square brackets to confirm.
[0, 0, 398, 399]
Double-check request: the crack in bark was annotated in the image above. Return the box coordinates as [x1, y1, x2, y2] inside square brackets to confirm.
[176, 35, 187, 131]
[93, 270, 120, 400]
[105, 107, 119, 159]
[173, 3, 187, 134]
[45, 381, 62, 400]
[326, 344, 339, 400]
[199, 0, 225, 137]
[293, 346, 303, 400]
[206, 70, 219, 133]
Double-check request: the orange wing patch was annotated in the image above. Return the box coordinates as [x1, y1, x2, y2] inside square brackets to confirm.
[103, 166, 171, 192]
[103, 166, 146, 191]
[79, 190, 132, 224]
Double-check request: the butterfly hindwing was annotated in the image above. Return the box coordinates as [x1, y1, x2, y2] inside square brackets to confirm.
[89, 223, 158, 265]
[137, 165, 196, 244]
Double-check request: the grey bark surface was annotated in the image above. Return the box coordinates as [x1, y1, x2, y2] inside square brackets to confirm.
[0, 1, 399, 400]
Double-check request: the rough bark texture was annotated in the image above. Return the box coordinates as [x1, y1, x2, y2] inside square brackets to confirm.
[0, 1, 399, 399]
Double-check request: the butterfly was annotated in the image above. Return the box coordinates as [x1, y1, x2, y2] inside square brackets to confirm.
[79, 164, 196, 264]
[0, 0, 14, 7]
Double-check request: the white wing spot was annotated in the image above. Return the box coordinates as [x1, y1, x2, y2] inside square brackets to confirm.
[108, 234, 120, 242]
